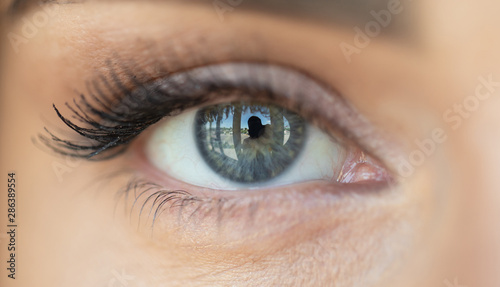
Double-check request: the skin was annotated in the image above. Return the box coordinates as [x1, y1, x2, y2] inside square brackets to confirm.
[1, 0, 500, 286]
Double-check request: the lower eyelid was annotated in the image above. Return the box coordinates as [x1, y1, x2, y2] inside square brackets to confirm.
[114, 136, 394, 247]
[113, 170, 385, 248]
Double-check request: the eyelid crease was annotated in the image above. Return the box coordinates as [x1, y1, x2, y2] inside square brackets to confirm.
[37, 60, 391, 177]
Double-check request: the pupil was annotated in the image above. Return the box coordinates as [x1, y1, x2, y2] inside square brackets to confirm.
[194, 101, 306, 183]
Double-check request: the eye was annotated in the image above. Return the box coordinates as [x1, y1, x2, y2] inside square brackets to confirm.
[39, 61, 394, 241]
[147, 101, 319, 189]
[143, 65, 390, 190]
[40, 62, 391, 194]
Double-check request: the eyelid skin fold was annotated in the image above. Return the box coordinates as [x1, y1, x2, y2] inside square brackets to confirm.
[108, 159, 396, 247]
[38, 62, 390, 170]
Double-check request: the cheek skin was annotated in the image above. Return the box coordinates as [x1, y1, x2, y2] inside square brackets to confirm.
[41, 130, 417, 286]
[95, 165, 419, 286]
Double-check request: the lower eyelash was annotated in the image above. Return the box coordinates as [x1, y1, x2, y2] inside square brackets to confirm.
[108, 171, 237, 235]
[106, 170, 271, 238]
[115, 177, 197, 232]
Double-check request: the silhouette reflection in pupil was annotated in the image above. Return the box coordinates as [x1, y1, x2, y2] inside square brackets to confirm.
[248, 116, 266, 138]
[241, 116, 274, 180]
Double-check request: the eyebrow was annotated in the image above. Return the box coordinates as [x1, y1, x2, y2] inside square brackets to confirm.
[7, 0, 412, 34]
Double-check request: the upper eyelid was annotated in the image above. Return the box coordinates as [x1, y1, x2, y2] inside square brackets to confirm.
[38, 61, 392, 172]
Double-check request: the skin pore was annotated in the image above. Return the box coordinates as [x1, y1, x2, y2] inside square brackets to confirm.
[1, 0, 500, 286]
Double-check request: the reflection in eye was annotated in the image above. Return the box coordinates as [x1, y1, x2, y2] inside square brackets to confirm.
[195, 101, 306, 183]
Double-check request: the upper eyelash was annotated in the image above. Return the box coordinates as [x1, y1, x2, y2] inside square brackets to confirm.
[37, 60, 381, 174]
[36, 61, 258, 160]
[37, 61, 180, 160]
